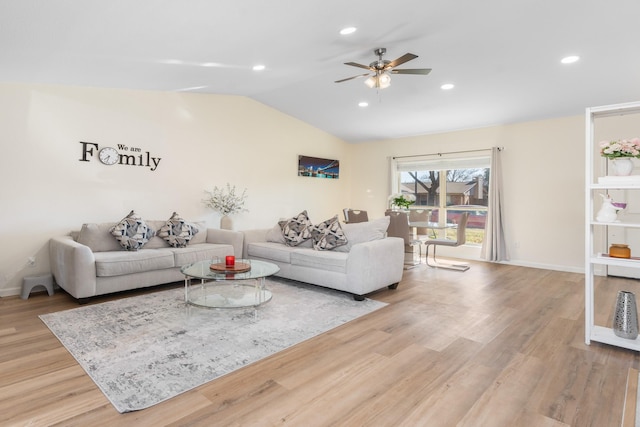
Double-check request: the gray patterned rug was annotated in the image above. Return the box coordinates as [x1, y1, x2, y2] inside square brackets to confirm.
[39, 279, 386, 413]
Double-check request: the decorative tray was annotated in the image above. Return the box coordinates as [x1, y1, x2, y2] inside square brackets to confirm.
[209, 262, 251, 273]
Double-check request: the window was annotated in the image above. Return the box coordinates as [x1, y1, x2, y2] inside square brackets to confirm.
[392, 154, 491, 244]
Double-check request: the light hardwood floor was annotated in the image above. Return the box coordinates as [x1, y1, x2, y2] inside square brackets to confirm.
[2, 261, 640, 426]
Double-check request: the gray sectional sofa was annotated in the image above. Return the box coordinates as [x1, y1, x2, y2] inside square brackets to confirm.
[49, 219, 243, 302]
[242, 216, 405, 300]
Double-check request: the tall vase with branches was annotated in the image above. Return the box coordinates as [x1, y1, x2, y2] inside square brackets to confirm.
[202, 183, 248, 230]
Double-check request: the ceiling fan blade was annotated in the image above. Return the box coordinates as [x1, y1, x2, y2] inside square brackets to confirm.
[344, 61, 373, 70]
[391, 68, 432, 75]
[386, 53, 418, 69]
[335, 73, 371, 83]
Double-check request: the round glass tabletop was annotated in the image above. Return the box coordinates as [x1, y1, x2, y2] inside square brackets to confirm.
[181, 259, 280, 309]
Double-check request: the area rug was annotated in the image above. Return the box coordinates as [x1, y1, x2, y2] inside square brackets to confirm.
[39, 279, 387, 413]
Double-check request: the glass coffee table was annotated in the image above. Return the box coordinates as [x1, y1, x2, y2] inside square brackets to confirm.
[181, 258, 279, 308]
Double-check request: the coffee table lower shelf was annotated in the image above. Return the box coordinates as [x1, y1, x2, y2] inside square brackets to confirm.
[186, 281, 272, 309]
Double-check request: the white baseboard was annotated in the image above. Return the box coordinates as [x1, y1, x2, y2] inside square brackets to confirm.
[503, 259, 583, 274]
[1, 286, 23, 297]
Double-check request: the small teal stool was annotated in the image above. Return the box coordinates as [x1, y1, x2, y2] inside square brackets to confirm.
[21, 274, 54, 299]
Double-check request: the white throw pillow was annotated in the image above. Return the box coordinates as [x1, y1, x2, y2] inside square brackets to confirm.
[333, 216, 390, 252]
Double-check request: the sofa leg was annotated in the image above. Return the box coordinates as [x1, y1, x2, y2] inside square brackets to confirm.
[77, 297, 91, 305]
[353, 294, 365, 301]
[388, 282, 399, 290]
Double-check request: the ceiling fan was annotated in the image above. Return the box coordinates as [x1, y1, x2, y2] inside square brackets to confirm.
[335, 47, 431, 89]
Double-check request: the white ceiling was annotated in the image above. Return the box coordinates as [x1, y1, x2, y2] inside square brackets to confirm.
[2, 0, 640, 143]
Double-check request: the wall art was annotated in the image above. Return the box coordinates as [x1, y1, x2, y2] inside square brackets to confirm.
[298, 155, 339, 179]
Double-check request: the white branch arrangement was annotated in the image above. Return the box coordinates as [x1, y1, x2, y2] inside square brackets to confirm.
[203, 183, 249, 216]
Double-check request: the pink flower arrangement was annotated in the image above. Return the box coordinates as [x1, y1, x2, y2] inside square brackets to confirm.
[600, 138, 640, 159]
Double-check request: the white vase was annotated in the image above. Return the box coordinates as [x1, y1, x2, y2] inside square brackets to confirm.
[220, 215, 233, 230]
[612, 158, 634, 176]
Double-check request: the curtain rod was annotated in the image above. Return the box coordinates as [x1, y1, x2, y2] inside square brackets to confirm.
[392, 146, 503, 160]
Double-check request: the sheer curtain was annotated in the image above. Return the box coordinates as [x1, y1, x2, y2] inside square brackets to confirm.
[481, 147, 509, 261]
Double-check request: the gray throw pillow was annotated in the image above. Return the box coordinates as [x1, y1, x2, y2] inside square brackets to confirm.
[157, 212, 199, 248]
[266, 223, 287, 244]
[310, 215, 348, 251]
[110, 210, 155, 251]
[278, 210, 313, 246]
[77, 222, 122, 252]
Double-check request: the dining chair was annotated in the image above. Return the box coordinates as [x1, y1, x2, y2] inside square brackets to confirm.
[385, 210, 427, 265]
[344, 209, 369, 223]
[423, 212, 470, 271]
[408, 209, 430, 237]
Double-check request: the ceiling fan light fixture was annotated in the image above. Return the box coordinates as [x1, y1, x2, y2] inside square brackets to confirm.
[378, 73, 391, 89]
[364, 72, 391, 89]
[364, 76, 376, 88]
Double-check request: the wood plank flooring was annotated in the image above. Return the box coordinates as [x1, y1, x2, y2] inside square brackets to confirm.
[2, 261, 640, 426]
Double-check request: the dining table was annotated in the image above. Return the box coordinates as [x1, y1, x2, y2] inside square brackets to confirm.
[409, 220, 458, 238]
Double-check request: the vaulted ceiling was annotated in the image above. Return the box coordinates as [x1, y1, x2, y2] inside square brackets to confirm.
[2, 0, 639, 142]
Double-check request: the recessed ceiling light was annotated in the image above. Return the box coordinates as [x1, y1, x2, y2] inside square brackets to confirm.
[340, 27, 357, 35]
[358, 101, 369, 107]
[441, 83, 455, 90]
[561, 55, 580, 64]
[252, 64, 266, 71]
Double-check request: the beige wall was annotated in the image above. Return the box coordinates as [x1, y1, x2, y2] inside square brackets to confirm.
[0, 83, 351, 296]
[350, 116, 587, 272]
[2, 82, 637, 296]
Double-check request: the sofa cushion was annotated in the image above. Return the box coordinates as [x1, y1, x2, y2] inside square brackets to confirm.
[310, 215, 348, 250]
[278, 210, 313, 246]
[334, 216, 390, 253]
[247, 242, 295, 263]
[290, 248, 348, 273]
[77, 222, 122, 252]
[157, 212, 199, 248]
[189, 221, 208, 245]
[110, 210, 155, 251]
[171, 243, 233, 267]
[94, 249, 175, 277]
[144, 220, 170, 249]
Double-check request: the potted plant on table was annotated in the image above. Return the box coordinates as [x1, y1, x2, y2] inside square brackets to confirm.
[203, 183, 248, 230]
[388, 193, 416, 211]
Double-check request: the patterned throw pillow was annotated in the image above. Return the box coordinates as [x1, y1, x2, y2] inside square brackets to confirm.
[278, 210, 313, 246]
[157, 212, 199, 248]
[109, 210, 155, 251]
[310, 215, 348, 251]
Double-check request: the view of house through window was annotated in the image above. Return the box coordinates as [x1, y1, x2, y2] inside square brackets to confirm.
[399, 167, 490, 244]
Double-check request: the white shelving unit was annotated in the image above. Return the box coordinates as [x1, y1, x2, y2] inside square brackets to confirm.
[585, 101, 640, 351]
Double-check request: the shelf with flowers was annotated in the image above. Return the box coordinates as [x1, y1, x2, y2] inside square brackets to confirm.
[600, 138, 640, 177]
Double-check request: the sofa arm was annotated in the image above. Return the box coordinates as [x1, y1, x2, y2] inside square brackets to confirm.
[49, 236, 97, 299]
[346, 237, 405, 294]
[206, 229, 244, 258]
[240, 229, 270, 258]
